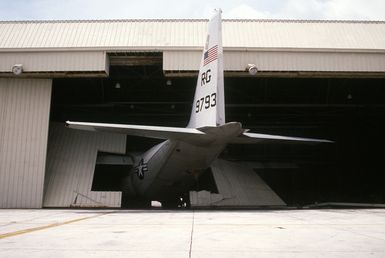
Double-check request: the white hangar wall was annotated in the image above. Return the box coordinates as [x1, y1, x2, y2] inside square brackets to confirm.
[0, 78, 51, 208]
[163, 50, 385, 73]
[1, 19, 385, 76]
[0, 51, 108, 74]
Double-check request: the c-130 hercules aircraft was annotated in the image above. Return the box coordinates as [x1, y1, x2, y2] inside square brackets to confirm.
[67, 10, 331, 207]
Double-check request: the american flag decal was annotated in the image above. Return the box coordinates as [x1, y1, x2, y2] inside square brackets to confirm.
[203, 45, 218, 66]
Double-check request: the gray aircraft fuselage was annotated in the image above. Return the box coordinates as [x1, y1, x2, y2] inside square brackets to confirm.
[123, 122, 243, 201]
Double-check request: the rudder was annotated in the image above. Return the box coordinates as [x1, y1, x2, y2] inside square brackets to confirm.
[187, 9, 225, 128]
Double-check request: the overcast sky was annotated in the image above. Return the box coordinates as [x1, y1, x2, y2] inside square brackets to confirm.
[0, 0, 384, 21]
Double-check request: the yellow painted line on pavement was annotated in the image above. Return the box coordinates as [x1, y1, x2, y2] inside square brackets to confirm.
[0, 212, 111, 240]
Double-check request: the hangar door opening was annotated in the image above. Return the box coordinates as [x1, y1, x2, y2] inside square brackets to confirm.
[44, 56, 385, 208]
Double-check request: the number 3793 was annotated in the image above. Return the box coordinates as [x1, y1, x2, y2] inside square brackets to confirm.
[195, 93, 216, 113]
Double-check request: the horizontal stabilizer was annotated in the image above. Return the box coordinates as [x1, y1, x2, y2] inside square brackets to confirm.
[230, 132, 333, 144]
[66, 121, 204, 140]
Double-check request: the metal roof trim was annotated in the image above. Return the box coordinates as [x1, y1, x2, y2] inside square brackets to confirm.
[1, 46, 384, 54]
[0, 18, 384, 24]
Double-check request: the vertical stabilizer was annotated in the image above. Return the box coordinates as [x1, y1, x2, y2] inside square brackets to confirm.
[187, 9, 225, 128]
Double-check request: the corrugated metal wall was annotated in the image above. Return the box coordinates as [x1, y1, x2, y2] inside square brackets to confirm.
[0, 78, 52, 208]
[0, 51, 107, 73]
[1, 20, 384, 75]
[163, 50, 385, 72]
[43, 123, 126, 208]
[1, 20, 384, 51]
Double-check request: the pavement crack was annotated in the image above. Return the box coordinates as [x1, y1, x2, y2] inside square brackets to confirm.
[188, 210, 195, 258]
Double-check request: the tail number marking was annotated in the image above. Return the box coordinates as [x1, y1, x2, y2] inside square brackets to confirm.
[201, 69, 211, 86]
[195, 93, 216, 113]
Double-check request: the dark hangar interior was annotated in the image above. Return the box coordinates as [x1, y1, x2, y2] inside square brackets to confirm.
[50, 55, 385, 207]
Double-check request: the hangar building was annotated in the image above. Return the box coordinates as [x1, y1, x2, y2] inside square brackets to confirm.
[0, 19, 384, 208]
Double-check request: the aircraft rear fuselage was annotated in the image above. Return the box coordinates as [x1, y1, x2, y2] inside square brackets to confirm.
[141, 140, 226, 200]
[130, 122, 244, 200]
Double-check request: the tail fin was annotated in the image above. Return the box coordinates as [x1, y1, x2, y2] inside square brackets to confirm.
[187, 9, 225, 128]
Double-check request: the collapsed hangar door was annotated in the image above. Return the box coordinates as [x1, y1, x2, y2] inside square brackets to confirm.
[43, 123, 126, 208]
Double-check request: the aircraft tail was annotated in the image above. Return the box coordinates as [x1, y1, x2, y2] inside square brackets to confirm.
[187, 9, 225, 129]
[66, 9, 332, 145]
